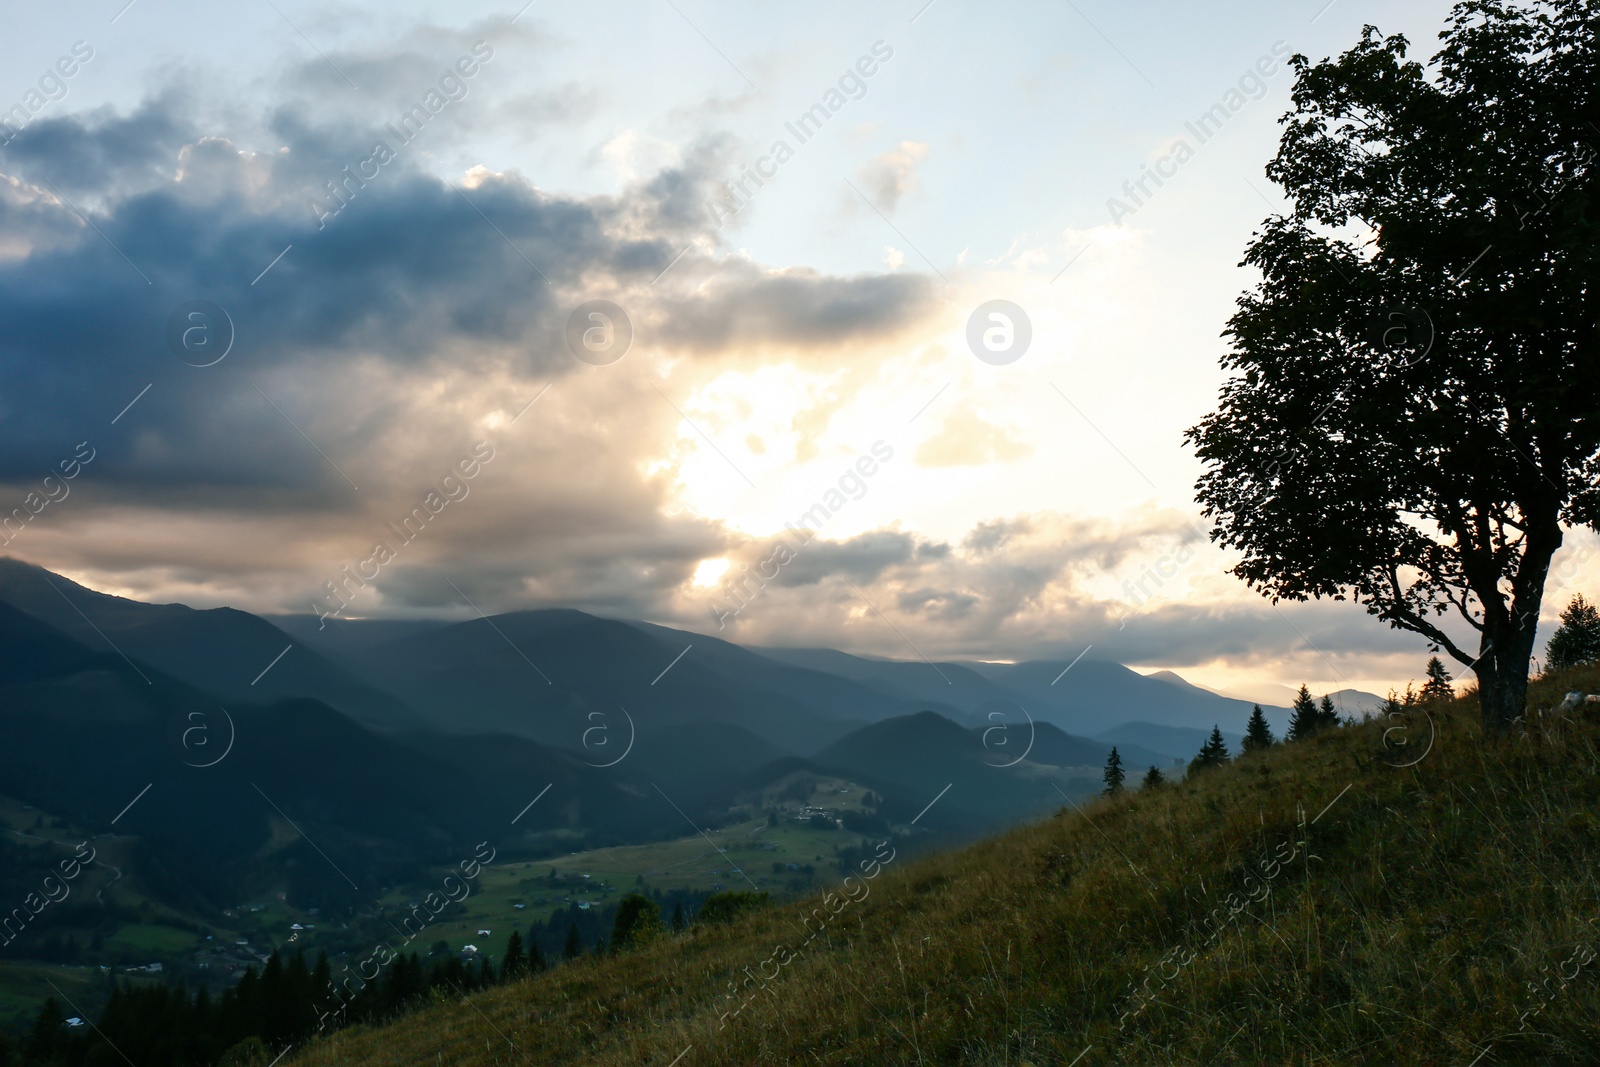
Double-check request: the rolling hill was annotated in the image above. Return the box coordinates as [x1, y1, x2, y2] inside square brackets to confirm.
[276, 663, 1600, 1067]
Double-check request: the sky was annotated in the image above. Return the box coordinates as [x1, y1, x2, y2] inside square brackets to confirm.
[3, 0, 1595, 700]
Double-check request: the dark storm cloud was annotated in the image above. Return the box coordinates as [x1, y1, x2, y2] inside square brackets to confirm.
[0, 97, 933, 498]
[771, 529, 921, 587]
[655, 265, 937, 352]
[0, 97, 193, 198]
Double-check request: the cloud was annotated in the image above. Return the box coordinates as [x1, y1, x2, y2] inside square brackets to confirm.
[0, 97, 933, 495]
[652, 263, 937, 353]
[0, 69, 964, 649]
[0, 33, 1482, 700]
[856, 140, 927, 214]
[914, 409, 1033, 467]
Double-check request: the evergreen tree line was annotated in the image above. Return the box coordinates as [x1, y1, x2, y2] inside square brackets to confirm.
[6, 886, 766, 1067]
[10, 943, 513, 1067]
[1104, 658, 1471, 794]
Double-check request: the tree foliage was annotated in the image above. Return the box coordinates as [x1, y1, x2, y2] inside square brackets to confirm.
[1243, 704, 1277, 751]
[1103, 745, 1126, 795]
[1546, 593, 1600, 669]
[1421, 656, 1457, 702]
[610, 892, 662, 952]
[1287, 685, 1320, 741]
[1188, 726, 1231, 776]
[1186, 0, 1600, 733]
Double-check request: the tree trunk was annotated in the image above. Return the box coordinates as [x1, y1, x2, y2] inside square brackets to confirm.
[1475, 655, 1526, 735]
[1472, 508, 1564, 734]
[1474, 603, 1543, 735]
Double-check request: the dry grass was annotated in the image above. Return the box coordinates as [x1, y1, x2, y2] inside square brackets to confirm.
[289, 665, 1600, 1066]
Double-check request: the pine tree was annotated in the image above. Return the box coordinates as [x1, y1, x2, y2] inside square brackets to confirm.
[670, 901, 686, 932]
[1286, 684, 1321, 741]
[1102, 746, 1126, 795]
[1188, 726, 1230, 776]
[610, 893, 662, 951]
[1141, 765, 1166, 788]
[1242, 704, 1275, 752]
[562, 921, 581, 961]
[1318, 693, 1342, 729]
[26, 996, 66, 1063]
[1547, 594, 1600, 670]
[527, 932, 546, 972]
[502, 931, 525, 980]
[1419, 657, 1455, 702]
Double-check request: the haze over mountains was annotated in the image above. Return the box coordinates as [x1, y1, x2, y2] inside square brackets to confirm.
[0, 554, 1383, 889]
[0, 555, 1376, 768]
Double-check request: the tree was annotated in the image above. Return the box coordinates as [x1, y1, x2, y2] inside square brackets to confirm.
[1547, 593, 1600, 670]
[1242, 704, 1276, 752]
[670, 901, 686, 932]
[1420, 657, 1456, 702]
[1185, 2, 1600, 735]
[1141, 765, 1166, 789]
[1381, 690, 1405, 718]
[526, 933, 546, 972]
[1102, 745, 1126, 795]
[26, 996, 66, 1063]
[1287, 685, 1321, 742]
[562, 921, 581, 961]
[1188, 726, 1230, 776]
[610, 893, 662, 952]
[1319, 693, 1343, 729]
[501, 931, 525, 980]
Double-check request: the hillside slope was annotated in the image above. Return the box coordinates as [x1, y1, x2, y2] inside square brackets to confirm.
[287, 665, 1600, 1065]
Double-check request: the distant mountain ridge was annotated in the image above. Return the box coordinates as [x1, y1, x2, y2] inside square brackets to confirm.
[757, 643, 1302, 745]
[0, 557, 424, 733]
[0, 556, 1338, 804]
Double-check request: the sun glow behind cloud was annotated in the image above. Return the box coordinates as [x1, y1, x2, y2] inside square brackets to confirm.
[1, 0, 1556, 699]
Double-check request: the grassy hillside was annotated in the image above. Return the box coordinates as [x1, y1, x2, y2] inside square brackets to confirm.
[288, 665, 1600, 1066]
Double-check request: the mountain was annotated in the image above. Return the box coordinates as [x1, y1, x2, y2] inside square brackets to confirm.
[1023, 721, 1174, 772]
[270, 613, 450, 656]
[1095, 721, 1245, 763]
[810, 710, 1100, 833]
[754, 645, 1012, 719]
[1322, 688, 1390, 717]
[0, 600, 671, 913]
[2, 559, 1315, 766]
[0, 557, 424, 733]
[1184, 675, 1389, 719]
[630, 620, 962, 725]
[287, 609, 908, 755]
[762, 644, 1293, 739]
